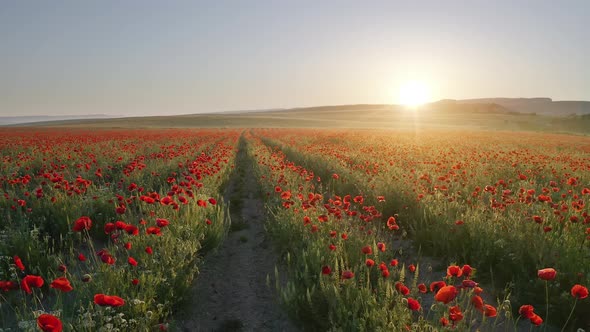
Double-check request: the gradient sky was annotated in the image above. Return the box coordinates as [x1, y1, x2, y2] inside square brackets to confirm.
[1, 1, 589, 116]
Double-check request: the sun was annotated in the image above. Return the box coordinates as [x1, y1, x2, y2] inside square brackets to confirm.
[398, 81, 431, 107]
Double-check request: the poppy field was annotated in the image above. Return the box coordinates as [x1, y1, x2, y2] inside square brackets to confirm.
[1, 127, 589, 331]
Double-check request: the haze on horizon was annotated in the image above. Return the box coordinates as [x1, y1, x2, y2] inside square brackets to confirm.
[1, 1, 589, 117]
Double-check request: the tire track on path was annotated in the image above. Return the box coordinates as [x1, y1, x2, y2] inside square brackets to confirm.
[175, 134, 299, 332]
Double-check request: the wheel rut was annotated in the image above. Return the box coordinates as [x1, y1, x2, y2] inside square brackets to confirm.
[176, 135, 299, 332]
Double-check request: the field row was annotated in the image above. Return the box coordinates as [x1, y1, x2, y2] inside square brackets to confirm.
[1, 128, 589, 331]
[1, 129, 240, 330]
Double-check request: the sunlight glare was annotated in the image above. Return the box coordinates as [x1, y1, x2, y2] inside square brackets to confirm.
[398, 81, 431, 107]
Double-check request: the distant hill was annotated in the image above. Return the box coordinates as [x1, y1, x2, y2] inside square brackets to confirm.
[452, 98, 590, 116]
[0, 114, 114, 126]
[6, 98, 590, 135]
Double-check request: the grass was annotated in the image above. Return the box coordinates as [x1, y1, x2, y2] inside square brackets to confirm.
[2, 122, 589, 331]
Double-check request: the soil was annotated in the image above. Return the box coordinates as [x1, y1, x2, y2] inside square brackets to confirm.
[175, 142, 299, 332]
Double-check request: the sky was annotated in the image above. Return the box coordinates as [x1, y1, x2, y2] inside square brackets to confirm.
[1, 1, 589, 116]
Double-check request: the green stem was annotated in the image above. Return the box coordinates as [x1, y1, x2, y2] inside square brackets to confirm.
[561, 298, 577, 332]
[544, 281, 549, 332]
[513, 316, 521, 332]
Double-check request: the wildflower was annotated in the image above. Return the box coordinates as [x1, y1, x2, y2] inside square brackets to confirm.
[21, 275, 44, 294]
[471, 295, 484, 311]
[13, 255, 25, 271]
[447, 265, 462, 278]
[537, 268, 556, 281]
[449, 305, 463, 323]
[407, 298, 421, 311]
[94, 294, 125, 307]
[73, 216, 92, 232]
[37, 314, 63, 332]
[128, 257, 138, 266]
[418, 283, 427, 293]
[435, 285, 458, 304]
[484, 304, 497, 317]
[156, 218, 170, 227]
[50, 277, 73, 292]
[518, 305, 535, 319]
[571, 284, 589, 299]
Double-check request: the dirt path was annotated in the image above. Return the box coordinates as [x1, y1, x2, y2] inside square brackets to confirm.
[176, 137, 299, 332]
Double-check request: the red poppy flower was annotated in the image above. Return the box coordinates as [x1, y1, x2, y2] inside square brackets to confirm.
[146, 227, 162, 236]
[462, 279, 478, 288]
[449, 305, 464, 323]
[115, 205, 126, 214]
[13, 255, 25, 271]
[377, 242, 386, 252]
[484, 304, 497, 317]
[430, 280, 447, 293]
[530, 313, 543, 326]
[94, 294, 125, 307]
[471, 295, 484, 311]
[361, 245, 372, 255]
[160, 196, 173, 205]
[156, 218, 170, 227]
[21, 275, 44, 294]
[78, 253, 86, 261]
[322, 266, 332, 275]
[571, 284, 589, 299]
[407, 297, 421, 311]
[418, 283, 427, 293]
[208, 198, 217, 205]
[98, 252, 116, 265]
[518, 305, 535, 319]
[386, 216, 397, 230]
[132, 278, 140, 285]
[125, 224, 139, 235]
[73, 216, 92, 232]
[440, 317, 449, 327]
[37, 314, 63, 332]
[104, 223, 116, 234]
[390, 259, 399, 267]
[145, 246, 153, 254]
[341, 270, 354, 279]
[537, 268, 556, 281]
[408, 264, 416, 273]
[395, 282, 410, 295]
[435, 285, 458, 304]
[447, 265, 462, 278]
[461, 264, 473, 278]
[50, 277, 73, 292]
[128, 257, 138, 266]
[0, 281, 18, 292]
[365, 259, 375, 267]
